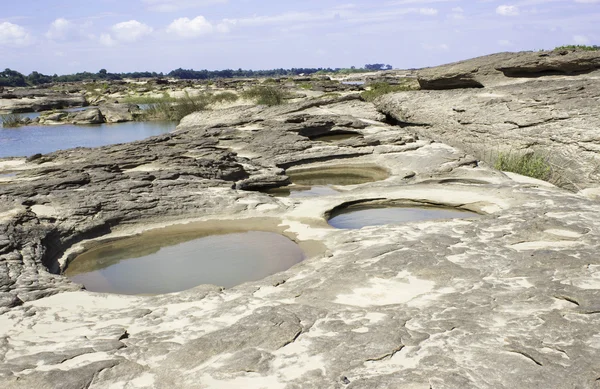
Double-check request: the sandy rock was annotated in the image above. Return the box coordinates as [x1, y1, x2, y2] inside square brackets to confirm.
[71, 108, 105, 124]
[1, 68, 600, 388]
[98, 103, 141, 123]
[376, 72, 600, 190]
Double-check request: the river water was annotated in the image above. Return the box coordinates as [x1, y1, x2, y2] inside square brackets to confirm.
[0, 120, 175, 158]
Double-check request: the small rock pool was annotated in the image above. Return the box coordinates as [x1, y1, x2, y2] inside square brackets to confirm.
[328, 204, 479, 229]
[266, 164, 389, 198]
[65, 228, 305, 295]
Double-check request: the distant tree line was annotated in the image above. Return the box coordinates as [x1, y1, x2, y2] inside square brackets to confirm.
[0, 63, 394, 87]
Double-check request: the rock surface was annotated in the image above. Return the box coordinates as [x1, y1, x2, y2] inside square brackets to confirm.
[377, 50, 600, 191]
[1, 61, 600, 388]
[416, 49, 600, 89]
[0, 89, 87, 113]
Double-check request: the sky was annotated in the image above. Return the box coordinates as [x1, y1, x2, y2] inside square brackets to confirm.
[0, 0, 598, 74]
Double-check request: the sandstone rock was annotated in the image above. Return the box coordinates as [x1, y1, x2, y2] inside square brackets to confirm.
[1, 70, 600, 389]
[0, 89, 86, 113]
[497, 49, 600, 77]
[98, 103, 140, 123]
[70, 108, 105, 124]
[417, 70, 484, 90]
[416, 49, 600, 89]
[45, 111, 68, 121]
[376, 72, 600, 190]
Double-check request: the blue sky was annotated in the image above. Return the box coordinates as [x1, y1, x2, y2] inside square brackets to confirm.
[1, 0, 598, 74]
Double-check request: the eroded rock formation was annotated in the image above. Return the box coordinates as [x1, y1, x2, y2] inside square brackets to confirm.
[1, 52, 600, 388]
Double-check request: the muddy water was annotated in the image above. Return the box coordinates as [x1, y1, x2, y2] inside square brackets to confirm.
[66, 229, 306, 295]
[266, 164, 389, 198]
[328, 205, 479, 229]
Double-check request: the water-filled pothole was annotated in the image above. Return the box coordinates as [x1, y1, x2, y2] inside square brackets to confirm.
[328, 203, 479, 229]
[65, 221, 308, 295]
[310, 131, 362, 143]
[265, 164, 389, 198]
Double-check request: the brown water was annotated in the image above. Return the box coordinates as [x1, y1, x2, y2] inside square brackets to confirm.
[328, 205, 479, 229]
[266, 164, 389, 198]
[66, 230, 305, 295]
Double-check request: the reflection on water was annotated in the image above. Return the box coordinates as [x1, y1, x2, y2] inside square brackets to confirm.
[0, 121, 175, 158]
[288, 165, 389, 186]
[66, 231, 305, 295]
[328, 206, 479, 229]
[265, 165, 389, 198]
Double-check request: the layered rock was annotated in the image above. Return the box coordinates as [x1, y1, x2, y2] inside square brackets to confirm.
[1, 72, 600, 388]
[416, 49, 600, 89]
[0, 89, 87, 113]
[377, 50, 600, 192]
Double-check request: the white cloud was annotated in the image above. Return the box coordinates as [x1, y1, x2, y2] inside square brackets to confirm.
[0, 22, 33, 47]
[449, 6, 464, 19]
[143, 0, 227, 12]
[111, 20, 153, 43]
[167, 16, 214, 37]
[46, 18, 72, 40]
[419, 8, 438, 15]
[46, 18, 94, 41]
[99, 20, 153, 46]
[573, 34, 590, 44]
[574, 0, 599, 3]
[498, 39, 513, 46]
[99, 33, 117, 47]
[496, 5, 520, 16]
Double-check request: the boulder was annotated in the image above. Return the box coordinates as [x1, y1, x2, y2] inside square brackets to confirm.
[417, 70, 484, 90]
[496, 49, 600, 77]
[70, 108, 105, 124]
[98, 103, 140, 123]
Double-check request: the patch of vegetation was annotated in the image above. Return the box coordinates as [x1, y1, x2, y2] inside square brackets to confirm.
[0, 113, 24, 128]
[298, 83, 313, 90]
[242, 86, 287, 106]
[360, 82, 415, 102]
[139, 92, 240, 121]
[141, 93, 210, 121]
[554, 45, 599, 51]
[122, 94, 176, 104]
[211, 92, 239, 104]
[494, 151, 552, 181]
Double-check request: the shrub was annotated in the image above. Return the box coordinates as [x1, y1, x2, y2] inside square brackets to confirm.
[360, 82, 415, 102]
[1, 113, 24, 128]
[493, 151, 552, 181]
[554, 45, 599, 51]
[141, 93, 211, 121]
[122, 95, 176, 104]
[298, 83, 313, 90]
[242, 86, 287, 106]
[211, 92, 239, 104]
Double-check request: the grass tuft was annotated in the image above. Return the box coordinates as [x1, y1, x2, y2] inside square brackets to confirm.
[242, 86, 287, 106]
[494, 151, 552, 181]
[360, 82, 416, 102]
[136, 92, 239, 122]
[1, 113, 24, 128]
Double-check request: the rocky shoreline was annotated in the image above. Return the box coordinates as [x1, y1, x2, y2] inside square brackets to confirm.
[1, 50, 600, 388]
